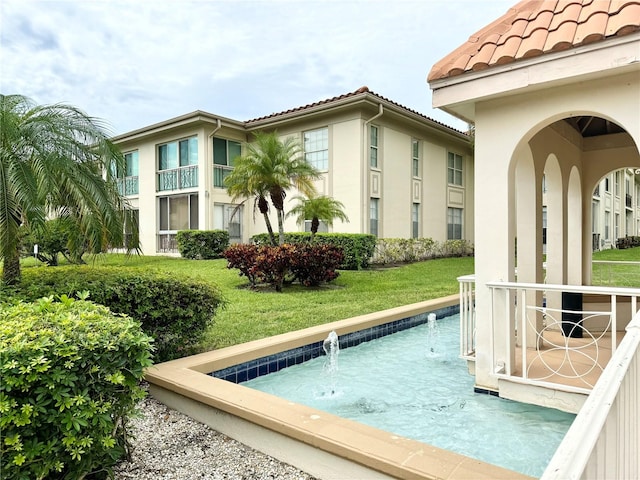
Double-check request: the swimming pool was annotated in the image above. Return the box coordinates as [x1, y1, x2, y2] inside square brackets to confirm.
[242, 315, 575, 477]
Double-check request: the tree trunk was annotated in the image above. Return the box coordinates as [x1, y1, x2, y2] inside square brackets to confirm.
[2, 249, 21, 285]
[310, 217, 319, 242]
[258, 195, 277, 246]
[276, 208, 285, 246]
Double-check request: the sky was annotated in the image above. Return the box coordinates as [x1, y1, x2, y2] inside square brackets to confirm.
[1, 0, 516, 136]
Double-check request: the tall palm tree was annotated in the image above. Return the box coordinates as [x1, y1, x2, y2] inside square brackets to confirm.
[287, 194, 349, 241]
[224, 131, 320, 245]
[0, 94, 138, 285]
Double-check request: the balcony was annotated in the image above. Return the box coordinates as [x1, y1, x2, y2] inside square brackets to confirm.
[157, 166, 198, 191]
[214, 165, 233, 188]
[459, 275, 640, 479]
[117, 176, 139, 196]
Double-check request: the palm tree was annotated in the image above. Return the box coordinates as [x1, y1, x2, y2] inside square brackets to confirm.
[287, 194, 349, 241]
[0, 94, 138, 285]
[224, 131, 320, 245]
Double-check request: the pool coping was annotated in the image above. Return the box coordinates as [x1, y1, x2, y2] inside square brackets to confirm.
[145, 294, 533, 480]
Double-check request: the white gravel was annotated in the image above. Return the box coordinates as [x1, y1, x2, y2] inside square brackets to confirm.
[114, 395, 317, 480]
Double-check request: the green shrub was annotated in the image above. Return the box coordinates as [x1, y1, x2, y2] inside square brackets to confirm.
[373, 238, 473, 265]
[177, 230, 229, 259]
[251, 232, 376, 270]
[6, 266, 225, 362]
[0, 296, 153, 480]
[19, 218, 87, 266]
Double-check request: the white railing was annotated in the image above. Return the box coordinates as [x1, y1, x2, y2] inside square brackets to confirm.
[486, 281, 640, 390]
[541, 311, 640, 479]
[458, 274, 476, 359]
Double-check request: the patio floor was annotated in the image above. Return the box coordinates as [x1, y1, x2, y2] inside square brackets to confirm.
[514, 329, 627, 389]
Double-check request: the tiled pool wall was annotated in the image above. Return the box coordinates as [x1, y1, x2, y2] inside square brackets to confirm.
[211, 303, 460, 383]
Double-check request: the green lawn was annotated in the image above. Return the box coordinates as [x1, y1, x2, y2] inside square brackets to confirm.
[16, 246, 639, 351]
[46, 254, 473, 350]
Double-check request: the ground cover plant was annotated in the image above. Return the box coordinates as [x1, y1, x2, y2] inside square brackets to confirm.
[0, 296, 152, 479]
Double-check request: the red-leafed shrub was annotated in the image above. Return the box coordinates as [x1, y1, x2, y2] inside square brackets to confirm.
[223, 243, 343, 291]
[290, 243, 344, 287]
[223, 243, 260, 285]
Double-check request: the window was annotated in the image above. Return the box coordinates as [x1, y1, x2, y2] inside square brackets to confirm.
[615, 171, 620, 196]
[604, 210, 610, 240]
[214, 203, 242, 242]
[605, 176, 610, 192]
[157, 137, 198, 191]
[213, 137, 241, 187]
[304, 220, 328, 233]
[158, 193, 198, 252]
[304, 128, 328, 171]
[592, 201, 599, 233]
[370, 198, 379, 236]
[412, 139, 419, 177]
[615, 213, 620, 239]
[114, 150, 139, 195]
[447, 152, 463, 186]
[447, 207, 463, 240]
[412, 203, 419, 239]
[369, 125, 379, 168]
[593, 184, 600, 197]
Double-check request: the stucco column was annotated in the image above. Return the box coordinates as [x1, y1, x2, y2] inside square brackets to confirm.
[473, 123, 516, 391]
[515, 148, 545, 349]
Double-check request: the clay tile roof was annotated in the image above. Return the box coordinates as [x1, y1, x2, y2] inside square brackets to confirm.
[428, 0, 640, 82]
[245, 87, 467, 134]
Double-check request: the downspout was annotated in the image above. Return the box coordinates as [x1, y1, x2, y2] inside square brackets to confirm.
[206, 119, 222, 230]
[363, 103, 383, 233]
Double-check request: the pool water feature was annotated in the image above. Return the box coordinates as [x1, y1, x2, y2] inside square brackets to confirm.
[243, 314, 576, 478]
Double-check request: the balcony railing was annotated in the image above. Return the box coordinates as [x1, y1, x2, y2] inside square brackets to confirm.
[116, 176, 139, 196]
[214, 165, 233, 188]
[157, 233, 177, 253]
[157, 166, 198, 191]
[541, 310, 640, 479]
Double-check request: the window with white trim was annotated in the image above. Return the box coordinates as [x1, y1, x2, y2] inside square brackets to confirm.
[412, 139, 419, 177]
[447, 207, 463, 240]
[158, 193, 198, 252]
[214, 203, 243, 242]
[412, 203, 419, 239]
[370, 198, 379, 236]
[303, 128, 328, 171]
[304, 220, 328, 233]
[369, 125, 379, 168]
[213, 137, 241, 188]
[447, 152, 463, 186]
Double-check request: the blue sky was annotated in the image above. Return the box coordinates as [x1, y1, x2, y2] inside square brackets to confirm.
[1, 0, 515, 135]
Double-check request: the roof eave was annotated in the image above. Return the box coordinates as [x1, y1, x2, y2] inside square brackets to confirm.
[429, 33, 640, 123]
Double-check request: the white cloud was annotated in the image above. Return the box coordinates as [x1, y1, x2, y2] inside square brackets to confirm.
[1, 0, 514, 134]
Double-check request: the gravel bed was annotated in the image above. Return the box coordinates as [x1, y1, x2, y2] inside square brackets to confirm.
[114, 395, 317, 480]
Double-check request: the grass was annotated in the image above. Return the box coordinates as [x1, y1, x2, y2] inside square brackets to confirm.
[22, 254, 474, 350]
[591, 246, 640, 287]
[16, 246, 638, 350]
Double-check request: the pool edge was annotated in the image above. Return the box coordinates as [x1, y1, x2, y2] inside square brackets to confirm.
[145, 294, 533, 480]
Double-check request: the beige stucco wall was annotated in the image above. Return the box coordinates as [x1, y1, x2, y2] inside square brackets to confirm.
[471, 70, 640, 390]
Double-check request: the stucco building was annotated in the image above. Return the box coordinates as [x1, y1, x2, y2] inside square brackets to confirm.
[112, 87, 474, 255]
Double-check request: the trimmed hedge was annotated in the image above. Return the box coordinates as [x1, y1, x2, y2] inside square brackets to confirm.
[251, 232, 376, 270]
[373, 238, 474, 265]
[177, 230, 230, 259]
[0, 297, 153, 480]
[3, 266, 225, 362]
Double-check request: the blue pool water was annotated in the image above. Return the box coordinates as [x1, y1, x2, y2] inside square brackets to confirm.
[243, 314, 575, 477]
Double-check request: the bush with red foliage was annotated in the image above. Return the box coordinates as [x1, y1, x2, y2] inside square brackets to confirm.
[289, 243, 344, 287]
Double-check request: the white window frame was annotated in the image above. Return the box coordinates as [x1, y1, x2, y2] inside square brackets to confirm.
[412, 139, 420, 177]
[447, 152, 463, 186]
[447, 207, 463, 240]
[370, 125, 379, 168]
[370, 198, 379, 236]
[303, 127, 329, 171]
